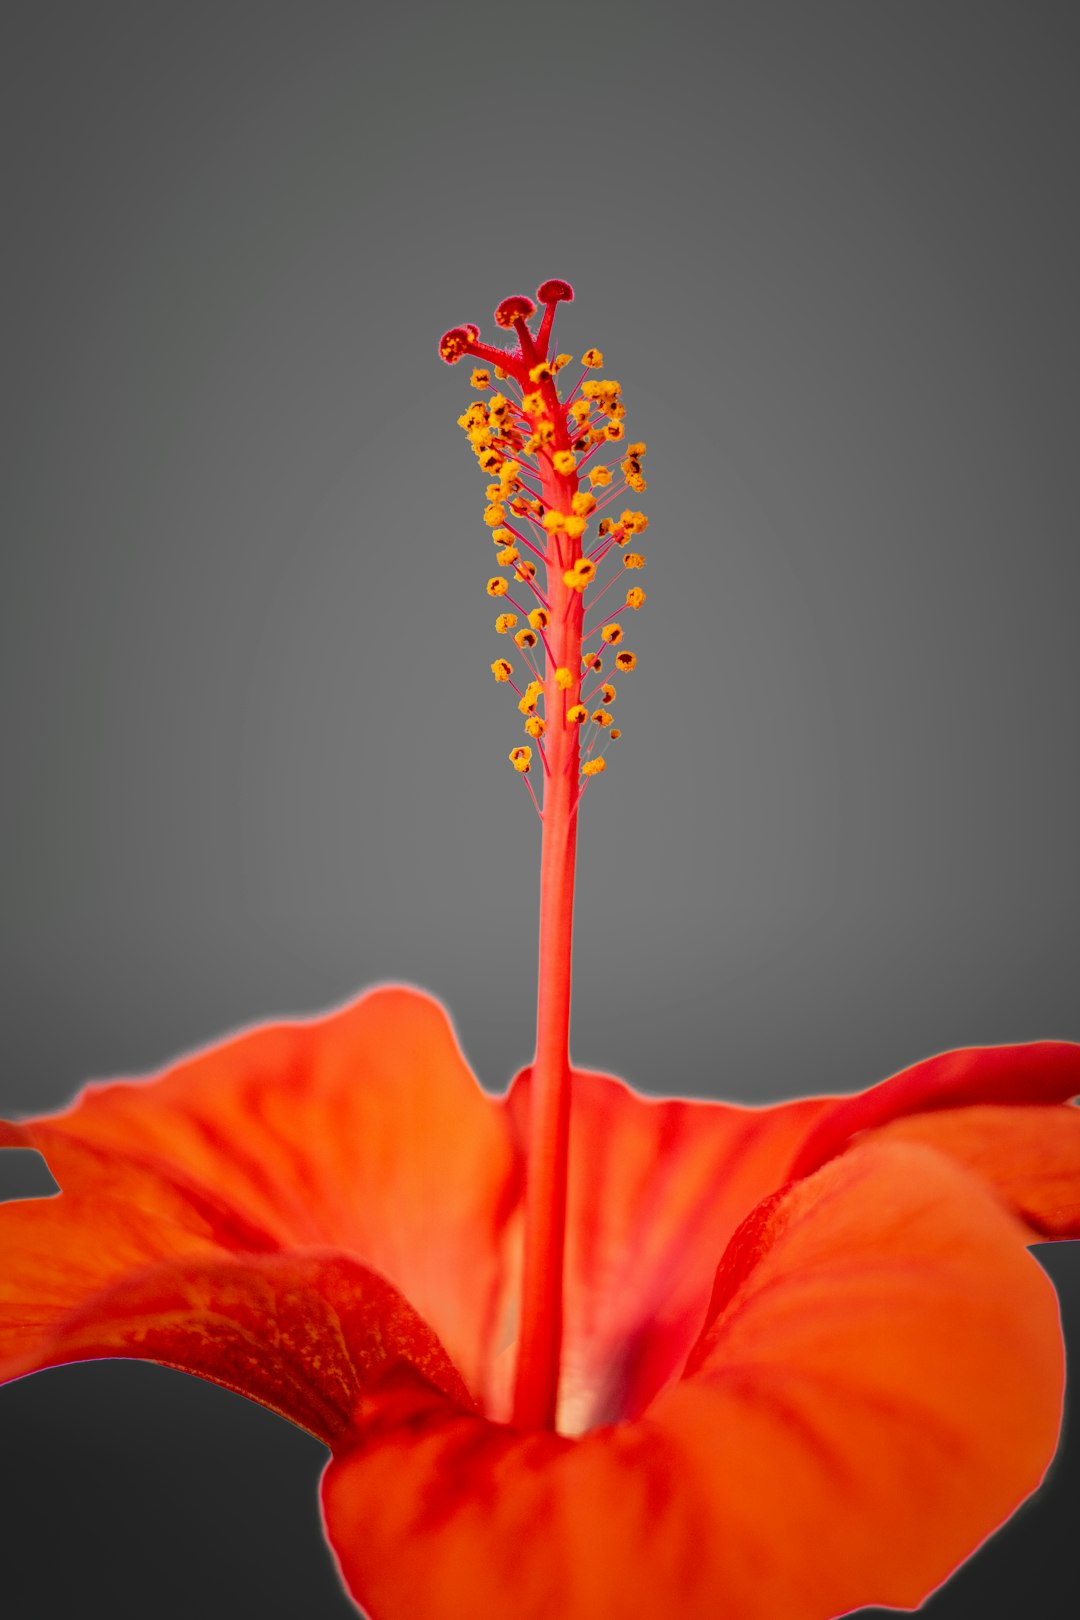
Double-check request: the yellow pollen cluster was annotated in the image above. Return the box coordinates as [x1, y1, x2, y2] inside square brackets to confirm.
[447, 292, 650, 800]
[563, 557, 596, 592]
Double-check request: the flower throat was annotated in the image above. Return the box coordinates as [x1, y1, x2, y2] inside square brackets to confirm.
[440, 281, 648, 1430]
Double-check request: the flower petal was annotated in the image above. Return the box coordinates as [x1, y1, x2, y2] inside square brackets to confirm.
[788, 1038, 1080, 1180]
[506, 1068, 833, 1429]
[1, 1193, 467, 1443]
[323, 1138, 1063, 1619]
[2, 987, 520, 1399]
[863, 1102, 1080, 1237]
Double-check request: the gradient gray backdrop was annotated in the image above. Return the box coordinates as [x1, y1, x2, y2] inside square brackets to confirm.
[3, 3, 1077, 1615]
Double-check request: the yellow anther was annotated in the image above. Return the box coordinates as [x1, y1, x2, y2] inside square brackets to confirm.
[592, 709, 613, 727]
[525, 434, 543, 455]
[460, 402, 487, 430]
[600, 683, 616, 703]
[588, 427, 608, 445]
[521, 390, 546, 416]
[571, 491, 597, 517]
[582, 348, 603, 367]
[563, 557, 596, 591]
[495, 365, 507, 379]
[553, 353, 572, 371]
[610, 728, 622, 740]
[486, 484, 503, 500]
[623, 552, 646, 569]
[582, 757, 606, 776]
[498, 459, 519, 485]
[569, 399, 591, 423]
[497, 546, 519, 566]
[597, 518, 612, 535]
[601, 623, 624, 644]
[515, 559, 537, 580]
[487, 577, 509, 597]
[535, 419, 555, 443]
[518, 680, 544, 714]
[621, 510, 649, 532]
[567, 704, 588, 724]
[509, 746, 532, 773]
[589, 465, 612, 487]
[491, 658, 513, 682]
[528, 608, 549, 630]
[479, 450, 502, 474]
[555, 666, 574, 690]
[626, 587, 646, 609]
[484, 503, 506, 527]
[552, 450, 577, 476]
[628, 441, 645, 455]
[515, 627, 537, 649]
[615, 650, 637, 671]
[529, 362, 553, 383]
[471, 368, 491, 389]
[489, 392, 510, 418]
[524, 714, 546, 738]
[492, 527, 513, 545]
[495, 613, 518, 634]
[626, 472, 647, 493]
[582, 651, 603, 672]
[544, 510, 568, 533]
[605, 422, 625, 441]
[563, 514, 587, 540]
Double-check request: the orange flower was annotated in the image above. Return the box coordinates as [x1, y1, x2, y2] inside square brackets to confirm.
[4, 281, 1078, 1616]
[2, 985, 1078, 1619]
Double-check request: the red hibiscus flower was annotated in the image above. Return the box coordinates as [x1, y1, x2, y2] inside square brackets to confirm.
[3, 284, 1078, 1618]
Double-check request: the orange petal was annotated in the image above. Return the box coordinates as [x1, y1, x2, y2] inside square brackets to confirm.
[788, 1038, 1080, 1179]
[2, 1196, 467, 1443]
[323, 1139, 1063, 1619]
[865, 1102, 1080, 1237]
[506, 1068, 833, 1429]
[2, 987, 519, 1400]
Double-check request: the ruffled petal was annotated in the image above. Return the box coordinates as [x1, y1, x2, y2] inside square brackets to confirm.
[1, 1193, 467, 1443]
[2, 987, 519, 1398]
[323, 1138, 1063, 1619]
[863, 1103, 1080, 1237]
[506, 1068, 833, 1429]
[788, 1038, 1080, 1180]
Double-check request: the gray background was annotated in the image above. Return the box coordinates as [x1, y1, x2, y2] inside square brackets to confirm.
[2, 2, 1077, 1615]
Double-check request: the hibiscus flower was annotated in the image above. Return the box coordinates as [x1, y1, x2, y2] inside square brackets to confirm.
[3, 282, 1078, 1618]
